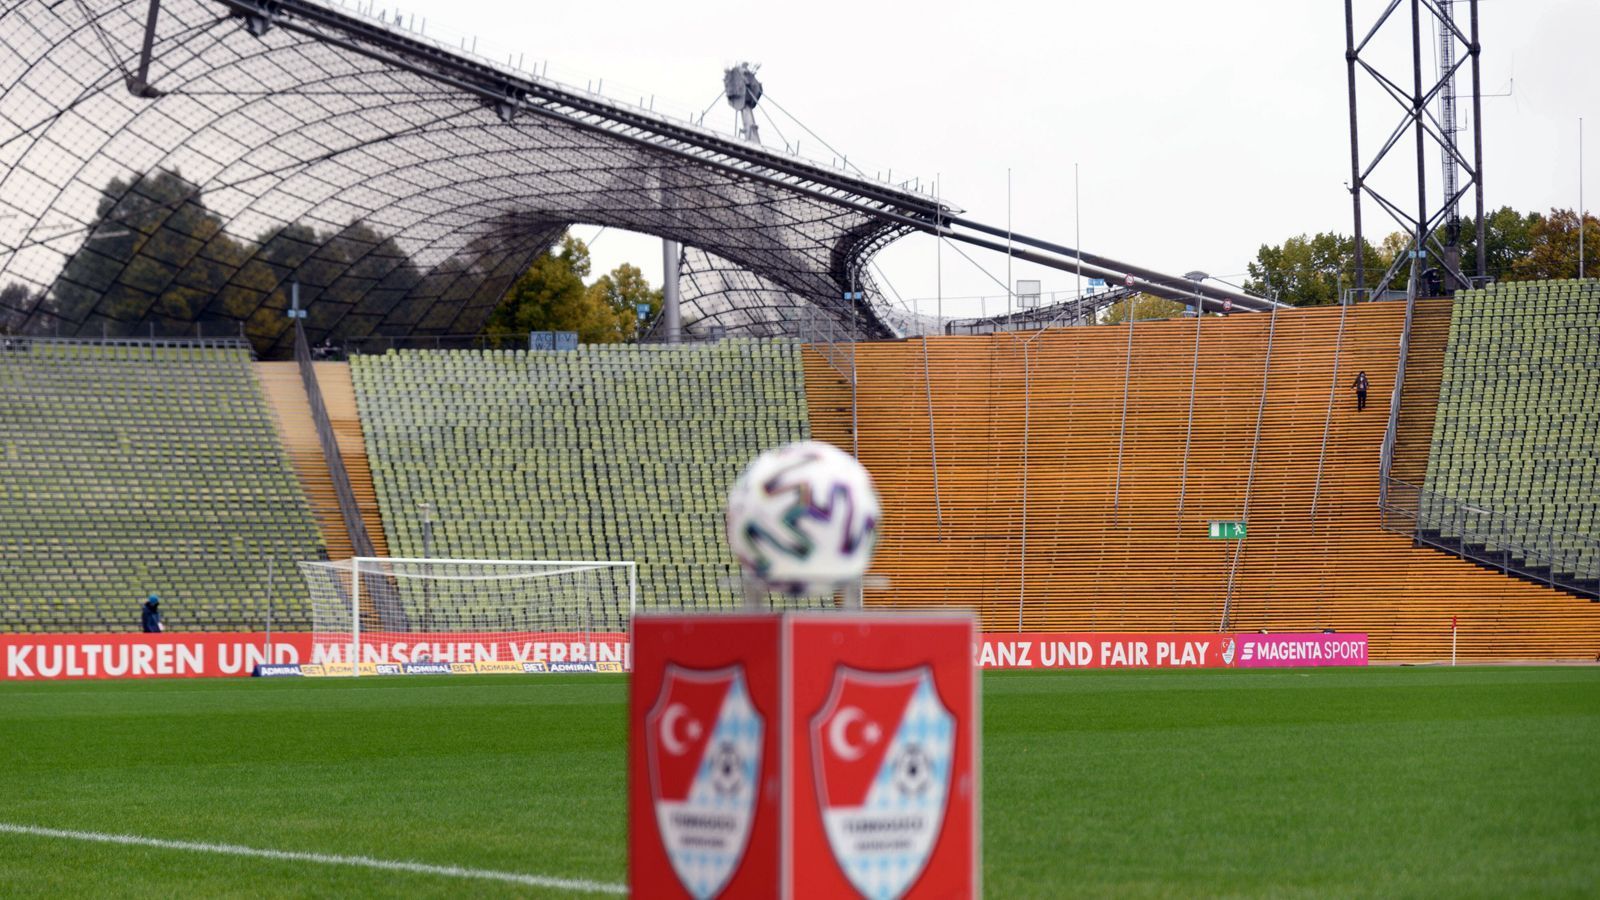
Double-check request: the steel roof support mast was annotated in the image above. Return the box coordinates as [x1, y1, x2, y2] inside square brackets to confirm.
[1344, 0, 1486, 297]
[658, 62, 766, 344]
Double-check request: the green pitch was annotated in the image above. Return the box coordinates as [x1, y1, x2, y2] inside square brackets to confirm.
[2, 667, 1595, 897]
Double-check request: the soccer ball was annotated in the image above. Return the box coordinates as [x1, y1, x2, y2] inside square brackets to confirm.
[709, 741, 746, 796]
[725, 440, 881, 595]
[890, 744, 934, 797]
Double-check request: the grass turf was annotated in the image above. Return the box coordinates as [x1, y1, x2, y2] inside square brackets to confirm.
[1, 667, 1595, 897]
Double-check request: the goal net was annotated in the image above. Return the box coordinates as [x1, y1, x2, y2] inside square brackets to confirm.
[298, 558, 636, 674]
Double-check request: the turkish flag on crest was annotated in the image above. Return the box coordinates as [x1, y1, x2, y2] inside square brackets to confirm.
[814, 671, 920, 807]
[647, 669, 731, 801]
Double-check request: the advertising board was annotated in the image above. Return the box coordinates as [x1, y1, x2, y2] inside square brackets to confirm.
[1233, 633, 1369, 667]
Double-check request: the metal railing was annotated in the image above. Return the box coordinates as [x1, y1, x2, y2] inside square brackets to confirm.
[921, 336, 944, 538]
[1, 334, 252, 353]
[333, 333, 527, 355]
[1377, 268, 1419, 509]
[942, 287, 1130, 335]
[1380, 476, 1599, 598]
[1309, 298, 1350, 523]
[637, 328, 734, 346]
[339, 328, 750, 355]
[1174, 309, 1202, 525]
[1015, 337, 1031, 629]
[1343, 288, 1409, 304]
[798, 304, 856, 382]
[1221, 303, 1278, 630]
[293, 323, 379, 565]
[1109, 314, 1135, 525]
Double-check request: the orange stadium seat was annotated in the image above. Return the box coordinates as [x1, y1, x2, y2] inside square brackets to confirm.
[806, 300, 1600, 661]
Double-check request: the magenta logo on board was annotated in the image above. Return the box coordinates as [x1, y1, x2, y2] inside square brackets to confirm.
[1235, 634, 1368, 667]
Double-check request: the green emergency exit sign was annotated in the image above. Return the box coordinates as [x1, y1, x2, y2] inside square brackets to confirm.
[1208, 521, 1247, 540]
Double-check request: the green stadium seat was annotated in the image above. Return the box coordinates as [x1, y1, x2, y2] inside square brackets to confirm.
[349, 340, 813, 613]
[1421, 278, 1600, 586]
[0, 338, 326, 632]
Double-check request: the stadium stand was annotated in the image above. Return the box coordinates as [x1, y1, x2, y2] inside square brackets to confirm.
[0, 339, 326, 631]
[1418, 279, 1598, 595]
[349, 341, 810, 607]
[806, 301, 1600, 660]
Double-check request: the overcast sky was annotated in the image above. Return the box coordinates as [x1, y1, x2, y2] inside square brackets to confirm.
[398, 0, 1597, 319]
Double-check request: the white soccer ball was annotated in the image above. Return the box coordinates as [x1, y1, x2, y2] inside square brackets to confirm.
[725, 440, 881, 595]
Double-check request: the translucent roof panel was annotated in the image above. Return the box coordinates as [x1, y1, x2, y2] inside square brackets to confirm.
[0, 0, 944, 352]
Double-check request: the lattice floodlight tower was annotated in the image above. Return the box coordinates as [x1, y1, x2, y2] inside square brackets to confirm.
[1344, 0, 1487, 298]
[0, 0, 1279, 352]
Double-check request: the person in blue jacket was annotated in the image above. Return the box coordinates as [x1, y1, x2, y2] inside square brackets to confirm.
[141, 595, 163, 633]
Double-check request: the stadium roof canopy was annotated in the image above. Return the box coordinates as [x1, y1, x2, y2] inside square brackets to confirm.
[0, 0, 1276, 354]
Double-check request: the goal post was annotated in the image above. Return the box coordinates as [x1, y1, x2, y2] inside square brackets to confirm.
[298, 558, 637, 674]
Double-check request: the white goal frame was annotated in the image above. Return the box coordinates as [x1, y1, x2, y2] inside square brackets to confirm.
[310, 557, 637, 675]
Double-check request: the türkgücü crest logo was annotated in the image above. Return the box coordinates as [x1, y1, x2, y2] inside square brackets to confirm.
[646, 664, 763, 899]
[811, 666, 955, 899]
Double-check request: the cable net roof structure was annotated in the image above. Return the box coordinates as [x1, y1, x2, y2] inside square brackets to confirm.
[0, 0, 944, 353]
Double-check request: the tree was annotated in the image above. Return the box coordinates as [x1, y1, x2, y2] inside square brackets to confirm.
[485, 235, 663, 345]
[1376, 231, 1410, 270]
[0, 283, 36, 330]
[1509, 209, 1599, 282]
[1243, 231, 1395, 306]
[248, 221, 425, 343]
[1248, 207, 1591, 296]
[585, 262, 662, 342]
[486, 235, 600, 345]
[52, 168, 249, 327]
[1454, 206, 1540, 281]
[47, 166, 425, 354]
[1101, 293, 1188, 324]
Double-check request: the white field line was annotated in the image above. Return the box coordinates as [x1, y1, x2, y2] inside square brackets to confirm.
[0, 822, 626, 895]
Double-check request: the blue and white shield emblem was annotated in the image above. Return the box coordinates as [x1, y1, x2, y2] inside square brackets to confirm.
[646, 665, 763, 900]
[811, 666, 955, 899]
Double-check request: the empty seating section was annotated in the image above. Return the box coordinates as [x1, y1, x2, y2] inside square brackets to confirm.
[1423, 279, 1599, 584]
[349, 341, 809, 608]
[0, 340, 326, 631]
[806, 301, 1600, 660]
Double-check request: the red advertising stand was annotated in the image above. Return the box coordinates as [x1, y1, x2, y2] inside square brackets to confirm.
[630, 612, 978, 899]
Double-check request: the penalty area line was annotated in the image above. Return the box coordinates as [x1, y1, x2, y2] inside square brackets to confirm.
[0, 822, 626, 895]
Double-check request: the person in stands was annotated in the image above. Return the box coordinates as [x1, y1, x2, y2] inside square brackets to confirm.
[141, 594, 164, 633]
[1352, 370, 1370, 411]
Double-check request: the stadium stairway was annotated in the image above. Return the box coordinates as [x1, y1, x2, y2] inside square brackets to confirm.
[259, 361, 353, 559]
[805, 301, 1600, 661]
[314, 361, 389, 560]
[1389, 302, 1451, 486]
[257, 361, 389, 561]
[0, 339, 326, 631]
